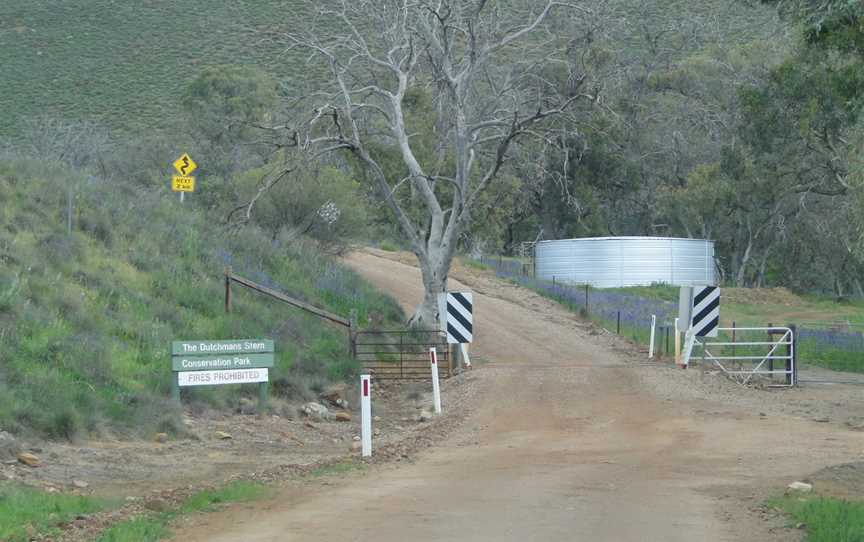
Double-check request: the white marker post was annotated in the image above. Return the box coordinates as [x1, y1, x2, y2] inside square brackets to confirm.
[460, 343, 472, 368]
[429, 347, 442, 415]
[648, 314, 657, 359]
[360, 374, 372, 457]
[681, 330, 697, 368]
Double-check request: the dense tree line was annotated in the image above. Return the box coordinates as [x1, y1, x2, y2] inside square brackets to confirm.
[190, 0, 858, 297]
[18, 1, 859, 301]
[463, 0, 863, 295]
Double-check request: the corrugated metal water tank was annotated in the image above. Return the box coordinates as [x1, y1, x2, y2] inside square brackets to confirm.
[535, 237, 715, 288]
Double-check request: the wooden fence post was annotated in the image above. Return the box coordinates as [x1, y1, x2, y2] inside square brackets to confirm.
[224, 266, 232, 313]
[585, 284, 589, 313]
[349, 310, 358, 358]
[171, 373, 181, 405]
[731, 321, 736, 360]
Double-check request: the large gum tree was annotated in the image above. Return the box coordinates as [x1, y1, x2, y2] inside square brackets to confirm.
[251, 0, 597, 326]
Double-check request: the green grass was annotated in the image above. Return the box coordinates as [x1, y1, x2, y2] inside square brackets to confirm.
[178, 481, 269, 514]
[722, 297, 864, 328]
[0, 484, 108, 541]
[377, 241, 400, 252]
[97, 481, 269, 542]
[608, 284, 680, 302]
[462, 259, 492, 271]
[97, 517, 171, 542]
[770, 495, 864, 542]
[0, 157, 405, 439]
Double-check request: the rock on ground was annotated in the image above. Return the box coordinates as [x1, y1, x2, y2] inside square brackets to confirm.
[238, 398, 257, 415]
[17, 452, 40, 467]
[303, 402, 333, 421]
[787, 481, 813, 493]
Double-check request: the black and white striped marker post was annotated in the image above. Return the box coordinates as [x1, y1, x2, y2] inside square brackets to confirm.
[681, 286, 721, 367]
[691, 286, 720, 338]
[440, 292, 473, 344]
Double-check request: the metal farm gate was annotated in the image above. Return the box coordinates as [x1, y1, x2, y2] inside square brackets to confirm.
[353, 330, 451, 380]
[691, 326, 797, 387]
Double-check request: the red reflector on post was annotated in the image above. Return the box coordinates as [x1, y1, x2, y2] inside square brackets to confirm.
[363, 379, 369, 397]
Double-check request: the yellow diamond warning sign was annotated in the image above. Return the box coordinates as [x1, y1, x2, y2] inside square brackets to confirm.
[173, 153, 197, 176]
[172, 175, 195, 192]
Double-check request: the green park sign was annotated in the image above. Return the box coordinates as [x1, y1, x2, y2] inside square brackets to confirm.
[170, 339, 274, 407]
[171, 353, 273, 372]
[172, 339, 274, 356]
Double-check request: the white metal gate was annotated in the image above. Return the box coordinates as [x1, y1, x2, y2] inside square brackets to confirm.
[690, 327, 796, 387]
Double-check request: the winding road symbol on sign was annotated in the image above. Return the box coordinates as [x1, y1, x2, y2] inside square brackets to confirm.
[173, 153, 197, 176]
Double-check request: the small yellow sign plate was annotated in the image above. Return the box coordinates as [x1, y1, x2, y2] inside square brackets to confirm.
[173, 153, 197, 176]
[172, 175, 195, 192]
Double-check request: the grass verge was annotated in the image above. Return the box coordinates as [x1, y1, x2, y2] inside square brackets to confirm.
[770, 495, 864, 542]
[97, 481, 269, 542]
[0, 484, 108, 541]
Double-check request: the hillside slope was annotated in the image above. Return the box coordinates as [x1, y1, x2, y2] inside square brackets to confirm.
[0, 0, 780, 139]
[0, 157, 403, 439]
[0, 1, 326, 137]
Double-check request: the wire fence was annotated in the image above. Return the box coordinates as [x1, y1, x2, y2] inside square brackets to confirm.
[475, 256, 677, 355]
[797, 325, 864, 373]
[475, 256, 864, 372]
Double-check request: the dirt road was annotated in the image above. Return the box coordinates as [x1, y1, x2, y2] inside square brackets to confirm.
[172, 251, 864, 541]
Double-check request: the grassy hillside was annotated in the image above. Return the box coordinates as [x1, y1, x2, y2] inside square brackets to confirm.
[0, 0, 779, 139]
[0, 1, 329, 137]
[0, 157, 403, 439]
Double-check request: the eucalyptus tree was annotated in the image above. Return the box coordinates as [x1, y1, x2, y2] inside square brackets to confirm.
[249, 0, 598, 325]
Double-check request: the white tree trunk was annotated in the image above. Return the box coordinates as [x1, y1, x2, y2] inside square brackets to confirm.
[735, 237, 753, 288]
[274, 1, 584, 326]
[410, 251, 451, 328]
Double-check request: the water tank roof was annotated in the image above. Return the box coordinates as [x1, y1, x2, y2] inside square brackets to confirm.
[536, 236, 712, 244]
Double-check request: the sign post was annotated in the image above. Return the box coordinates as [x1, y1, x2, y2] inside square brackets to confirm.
[460, 343, 472, 368]
[360, 374, 372, 457]
[429, 347, 442, 415]
[649, 314, 657, 359]
[171, 339, 273, 408]
[171, 153, 198, 202]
